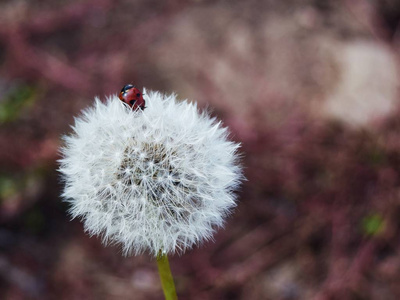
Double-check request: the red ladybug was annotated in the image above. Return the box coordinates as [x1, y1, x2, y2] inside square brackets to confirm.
[119, 84, 146, 110]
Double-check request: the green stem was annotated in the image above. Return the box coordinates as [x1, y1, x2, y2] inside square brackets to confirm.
[156, 253, 178, 300]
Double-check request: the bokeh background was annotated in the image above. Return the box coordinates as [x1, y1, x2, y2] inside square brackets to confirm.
[1, 0, 400, 299]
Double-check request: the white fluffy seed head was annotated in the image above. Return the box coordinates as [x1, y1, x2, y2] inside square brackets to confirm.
[59, 89, 243, 256]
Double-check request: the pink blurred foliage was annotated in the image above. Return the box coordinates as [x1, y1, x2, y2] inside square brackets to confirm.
[0, 0, 400, 299]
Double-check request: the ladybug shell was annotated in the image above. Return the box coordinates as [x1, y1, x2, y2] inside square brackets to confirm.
[119, 84, 146, 110]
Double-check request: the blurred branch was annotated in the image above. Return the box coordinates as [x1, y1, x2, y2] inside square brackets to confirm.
[344, 0, 392, 43]
[0, 254, 44, 298]
[4, 29, 92, 93]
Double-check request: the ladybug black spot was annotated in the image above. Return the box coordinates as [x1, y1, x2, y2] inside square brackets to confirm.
[130, 100, 136, 105]
[136, 93, 141, 97]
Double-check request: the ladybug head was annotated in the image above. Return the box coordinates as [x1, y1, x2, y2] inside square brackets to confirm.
[120, 84, 135, 94]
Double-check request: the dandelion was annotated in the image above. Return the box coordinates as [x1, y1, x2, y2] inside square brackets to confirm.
[59, 88, 243, 299]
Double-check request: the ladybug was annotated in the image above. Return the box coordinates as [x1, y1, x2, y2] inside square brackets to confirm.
[118, 84, 146, 110]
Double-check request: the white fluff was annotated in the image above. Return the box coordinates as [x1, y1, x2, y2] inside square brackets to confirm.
[59, 89, 243, 256]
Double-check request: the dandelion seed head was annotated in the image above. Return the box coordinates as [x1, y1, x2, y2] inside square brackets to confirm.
[59, 89, 243, 256]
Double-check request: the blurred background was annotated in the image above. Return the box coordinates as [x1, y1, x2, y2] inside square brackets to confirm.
[1, 0, 400, 299]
